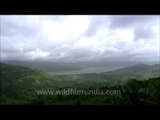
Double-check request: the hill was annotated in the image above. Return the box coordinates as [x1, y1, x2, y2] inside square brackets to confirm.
[0, 63, 160, 105]
[0, 63, 62, 104]
[2, 61, 82, 72]
[58, 63, 160, 87]
[101, 63, 160, 80]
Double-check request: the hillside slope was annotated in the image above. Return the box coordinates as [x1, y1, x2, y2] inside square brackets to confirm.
[101, 63, 160, 80]
[0, 63, 61, 104]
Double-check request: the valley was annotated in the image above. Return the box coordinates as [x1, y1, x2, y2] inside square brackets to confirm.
[0, 62, 159, 105]
[1, 15, 159, 106]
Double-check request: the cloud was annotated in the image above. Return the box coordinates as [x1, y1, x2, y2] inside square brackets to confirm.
[0, 15, 159, 63]
[109, 15, 159, 41]
[109, 15, 157, 28]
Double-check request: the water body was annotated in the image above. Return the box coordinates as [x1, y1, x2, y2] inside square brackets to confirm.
[49, 66, 123, 75]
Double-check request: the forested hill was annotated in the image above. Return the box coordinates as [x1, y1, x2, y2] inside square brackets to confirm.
[0, 63, 60, 104]
[0, 63, 160, 105]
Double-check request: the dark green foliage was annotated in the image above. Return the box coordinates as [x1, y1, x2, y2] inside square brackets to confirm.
[119, 77, 160, 105]
[147, 78, 160, 102]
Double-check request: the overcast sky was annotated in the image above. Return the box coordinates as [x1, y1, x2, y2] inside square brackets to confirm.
[0, 15, 159, 63]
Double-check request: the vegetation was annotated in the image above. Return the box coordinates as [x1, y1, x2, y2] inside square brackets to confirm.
[0, 63, 160, 105]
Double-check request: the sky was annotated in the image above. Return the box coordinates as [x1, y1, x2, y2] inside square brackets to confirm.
[0, 15, 159, 63]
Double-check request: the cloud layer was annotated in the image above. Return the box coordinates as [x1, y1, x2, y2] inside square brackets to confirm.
[0, 15, 159, 62]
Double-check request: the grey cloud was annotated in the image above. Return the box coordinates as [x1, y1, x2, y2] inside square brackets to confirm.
[109, 15, 157, 28]
[1, 49, 25, 61]
[134, 26, 155, 40]
[1, 16, 38, 38]
[0, 15, 159, 63]
[69, 49, 96, 59]
[109, 15, 159, 41]
[1, 47, 20, 54]
[84, 16, 110, 36]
